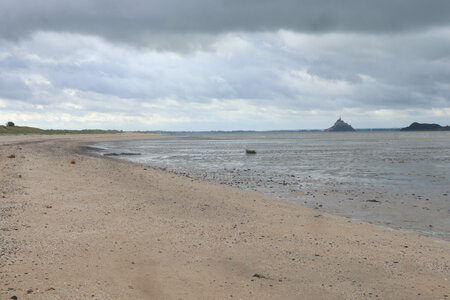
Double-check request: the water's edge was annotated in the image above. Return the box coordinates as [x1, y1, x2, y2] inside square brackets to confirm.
[83, 132, 450, 241]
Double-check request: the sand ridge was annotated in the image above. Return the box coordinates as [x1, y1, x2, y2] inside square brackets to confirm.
[0, 133, 449, 299]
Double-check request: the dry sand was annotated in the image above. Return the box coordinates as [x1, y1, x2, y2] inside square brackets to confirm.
[0, 133, 449, 299]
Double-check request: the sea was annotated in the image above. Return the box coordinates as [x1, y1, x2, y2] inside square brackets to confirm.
[88, 131, 450, 240]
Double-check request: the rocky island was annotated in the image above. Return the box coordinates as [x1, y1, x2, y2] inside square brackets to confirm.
[401, 122, 450, 131]
[326, 117, 356, 132]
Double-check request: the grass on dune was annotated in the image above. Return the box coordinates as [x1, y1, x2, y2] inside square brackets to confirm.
[0, 125, 121, 135]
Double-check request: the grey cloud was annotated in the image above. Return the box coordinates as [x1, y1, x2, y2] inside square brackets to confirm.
[1, 27, 450, 130]
[0, 54, 28, 69]
[0, 73, 31, 100]
[1, 0, 450, 48]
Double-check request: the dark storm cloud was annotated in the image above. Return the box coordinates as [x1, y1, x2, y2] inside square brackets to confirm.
[1, 0, 450, 47]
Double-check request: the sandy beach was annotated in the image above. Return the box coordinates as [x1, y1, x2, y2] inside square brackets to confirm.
[0, 133, 449, 299]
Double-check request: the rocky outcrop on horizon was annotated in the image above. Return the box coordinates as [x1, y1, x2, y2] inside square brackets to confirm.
[401, 122, 450, 131]
[326, 117, 355, 132]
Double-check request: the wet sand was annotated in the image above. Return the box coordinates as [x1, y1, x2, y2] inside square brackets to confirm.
[1, 133, 449, 299]
[147, 165, 450, 241]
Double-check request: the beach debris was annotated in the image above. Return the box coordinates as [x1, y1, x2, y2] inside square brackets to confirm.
[71, 159, 76, 164]
[252, 273, 269, 279]
[365, 199, 380, 203]
[104, 152, 141, 156]
[7, 154, 15, 158]
[82, 145, 106, 152]
[10, 296, 17, 300]
[27, 288, 33, 294]
[246, 149, 256, 154]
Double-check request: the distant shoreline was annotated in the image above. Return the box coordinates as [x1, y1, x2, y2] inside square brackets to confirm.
[151, 128, 402, 134]
[4, 122, 450, 135]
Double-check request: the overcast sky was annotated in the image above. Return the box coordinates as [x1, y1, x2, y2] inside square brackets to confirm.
[1, 0, 450, 130]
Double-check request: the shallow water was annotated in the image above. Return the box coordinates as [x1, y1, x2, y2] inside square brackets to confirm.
[89, 131, 450, 240]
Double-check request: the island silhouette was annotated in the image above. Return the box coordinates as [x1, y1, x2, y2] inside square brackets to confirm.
[326, 117, 355, 132]
[401, 122, 450, 131]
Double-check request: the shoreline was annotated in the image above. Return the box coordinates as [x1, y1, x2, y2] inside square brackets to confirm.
[87, 134, 450, 242]
[1, 133, 449, 299]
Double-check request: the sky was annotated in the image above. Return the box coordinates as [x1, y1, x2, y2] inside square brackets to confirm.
[1, 0, 450, 131]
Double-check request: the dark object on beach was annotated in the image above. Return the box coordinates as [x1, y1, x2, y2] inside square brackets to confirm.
[253, 273, 268, 279]
[246, 149, 257, 155]
[7, 154, 15, 158]
[366, 199, 380, 203]
[326, 117, 355, 132]
[104, 153, 120, 156]
[104, 152, 141, 156]
[71, 159, 76, 164]
[401, 122, 450, 131]
[6, 121, 15, 127]
[82, 146, 105, 151]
